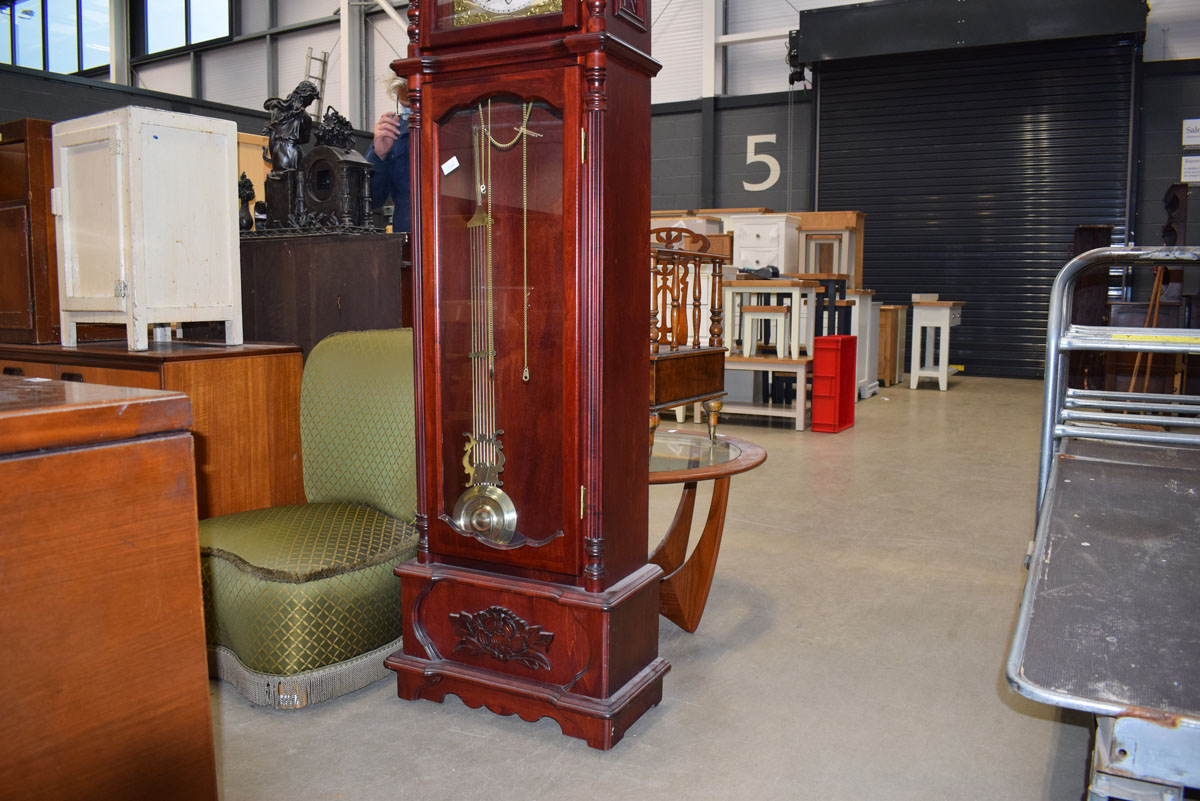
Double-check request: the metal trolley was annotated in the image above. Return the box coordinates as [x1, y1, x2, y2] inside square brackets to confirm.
[1007, 247, 1200, 801]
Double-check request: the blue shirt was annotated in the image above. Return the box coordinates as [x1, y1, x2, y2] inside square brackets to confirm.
[365, 119, 411, 233]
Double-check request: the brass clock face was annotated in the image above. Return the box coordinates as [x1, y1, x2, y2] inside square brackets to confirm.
[435, 0, 562, 30]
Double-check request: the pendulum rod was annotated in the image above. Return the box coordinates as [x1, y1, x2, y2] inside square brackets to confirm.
[467, 123, 489, 475]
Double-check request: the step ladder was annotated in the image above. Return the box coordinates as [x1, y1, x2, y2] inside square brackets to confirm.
[304, 47, 329, 118]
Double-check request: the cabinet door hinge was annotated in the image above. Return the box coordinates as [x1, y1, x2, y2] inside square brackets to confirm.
[114, 279, 128, 298]
[580, 486, 587, 519]
[580, 128, 586, 164]
[49, 187, 62, 216]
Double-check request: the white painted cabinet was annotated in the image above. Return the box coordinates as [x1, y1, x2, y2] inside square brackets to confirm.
[52, 107, 243, 351]
[730, 213, 800, 272]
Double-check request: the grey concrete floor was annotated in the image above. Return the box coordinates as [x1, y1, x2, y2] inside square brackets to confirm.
[210, 375, 1093, 800]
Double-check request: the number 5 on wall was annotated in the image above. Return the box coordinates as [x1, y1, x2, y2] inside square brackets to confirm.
[743, 134, 780, 192]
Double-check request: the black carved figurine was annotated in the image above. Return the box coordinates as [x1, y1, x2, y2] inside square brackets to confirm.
[237, 172, 255, 231]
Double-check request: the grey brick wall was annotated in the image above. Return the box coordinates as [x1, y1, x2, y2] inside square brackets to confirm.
[650, 110, 704, 211]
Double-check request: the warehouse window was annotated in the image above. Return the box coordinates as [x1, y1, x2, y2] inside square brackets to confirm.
[0, 6, 11, 64]
[12, 0, 42, 68]
[0, 0, 108, 73]
[46, 0, 76, 72]
[142, 0, 229, 55]
[79, 0, 106, 68]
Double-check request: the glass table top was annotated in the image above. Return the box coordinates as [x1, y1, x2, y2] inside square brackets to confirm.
[649, 430, 742, 474]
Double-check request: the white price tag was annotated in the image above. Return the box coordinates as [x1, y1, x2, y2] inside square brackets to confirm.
[1182, 156, 1200, 183]
[441, 156, 460, 175]
[1184, 119, 1200, 147]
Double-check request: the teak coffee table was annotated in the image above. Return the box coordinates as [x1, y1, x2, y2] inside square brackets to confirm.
[649, 429, 767, 632]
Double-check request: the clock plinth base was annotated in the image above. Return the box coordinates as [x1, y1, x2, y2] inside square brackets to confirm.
[387, 653, 669, 750]
[386, 561, 669, 750]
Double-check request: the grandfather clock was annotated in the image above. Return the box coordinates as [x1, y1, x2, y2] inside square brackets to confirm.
[384, 0, 666, 749]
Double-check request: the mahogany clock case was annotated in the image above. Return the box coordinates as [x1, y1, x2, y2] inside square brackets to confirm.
[386, 0, 665, 750]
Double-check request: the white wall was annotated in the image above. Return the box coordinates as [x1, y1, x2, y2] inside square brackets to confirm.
[368, 12, 409, 124]
[653, 0, 875, 103]
[134, 54, 190, 95]
[277, 24, 341, 114]
[1146, 0, 1200, 61]
[650, 0, 704, 104]
[203, 39, 267, 110]
[277, 0, 337, 28]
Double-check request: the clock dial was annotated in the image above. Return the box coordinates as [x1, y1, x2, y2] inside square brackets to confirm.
[434, 0, 562, 30]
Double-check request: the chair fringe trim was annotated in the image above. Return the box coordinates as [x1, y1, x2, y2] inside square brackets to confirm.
[208, 637, 403, 710]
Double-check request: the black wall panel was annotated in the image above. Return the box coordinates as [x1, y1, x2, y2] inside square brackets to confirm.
[714, 97, 812, 212]
[818, 35, 1137, 379]
[1135, 59, 1200, 247]
[650, 93, 813, 213]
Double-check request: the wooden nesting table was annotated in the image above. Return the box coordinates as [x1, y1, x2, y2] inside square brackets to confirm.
[649, 429, 767, 632]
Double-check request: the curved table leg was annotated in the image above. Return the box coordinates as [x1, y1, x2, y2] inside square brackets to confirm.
[656, 476, 731, 633]
[649, 481, 696, 576]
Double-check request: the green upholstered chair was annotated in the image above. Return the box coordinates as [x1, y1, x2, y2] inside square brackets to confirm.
[199, 329, 419, 709]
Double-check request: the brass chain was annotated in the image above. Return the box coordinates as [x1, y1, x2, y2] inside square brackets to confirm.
[477, 99, 535, 382]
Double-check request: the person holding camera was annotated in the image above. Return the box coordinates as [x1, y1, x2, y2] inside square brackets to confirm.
[365, 78, 412, 233]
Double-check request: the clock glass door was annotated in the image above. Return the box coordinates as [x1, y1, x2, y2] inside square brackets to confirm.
[434, 93, 575, 573]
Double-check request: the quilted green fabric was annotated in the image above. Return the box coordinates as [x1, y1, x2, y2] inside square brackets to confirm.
[199, 502, 417, 675]
[301, 328, 417, 522]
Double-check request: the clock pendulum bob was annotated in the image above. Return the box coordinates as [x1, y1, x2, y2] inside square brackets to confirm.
[384, 0, 667, 750]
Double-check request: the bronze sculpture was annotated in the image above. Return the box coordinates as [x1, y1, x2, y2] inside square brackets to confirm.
[263, 81, 319, 174]
[253, 81, 375, 233]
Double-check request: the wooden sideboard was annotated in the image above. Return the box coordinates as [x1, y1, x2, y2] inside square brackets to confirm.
[0, 119, 56, 344]
[0, 376, 217, 800]
[0, 118, 123, 344]
[239, 232, 410, 360]
[0, 340, 304, 518]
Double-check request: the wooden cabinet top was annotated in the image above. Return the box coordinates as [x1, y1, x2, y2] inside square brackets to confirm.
[240, 231, 408, 250]
[0, 339, 300, 367]
[0, 375, 191, 455]
[0, 118, 52, 143]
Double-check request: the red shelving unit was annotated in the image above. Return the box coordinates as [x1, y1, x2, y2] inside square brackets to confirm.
[811, 335, 857, 433]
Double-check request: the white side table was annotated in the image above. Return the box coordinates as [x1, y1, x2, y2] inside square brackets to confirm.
[724, 278, 819, 361]
[910, 301, 964, 390]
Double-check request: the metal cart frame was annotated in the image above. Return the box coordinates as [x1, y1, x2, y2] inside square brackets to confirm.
[1009, 246, 1200, 801]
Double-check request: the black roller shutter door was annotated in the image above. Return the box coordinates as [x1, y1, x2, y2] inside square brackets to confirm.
[817, 35, 1137, 379]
